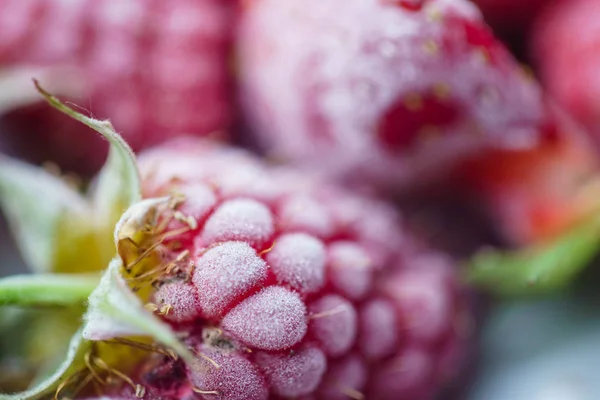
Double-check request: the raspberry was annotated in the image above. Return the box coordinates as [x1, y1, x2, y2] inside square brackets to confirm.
[316, 354, 368, 400]
[308, 295, 358, 358]
[0, 0, 232, 175]
[532, 0, 600, 150]
[266, 233, 326, 295]
[119, 138, 477, 399]
[221, 286, 308, 351]
[238, 0, 545, 189]
[191, 241, 268, 319]
[189, 344, 268, 400]
[254, 345, 327, 397]
[152, 280, 200, 323]
[455, 108, 600, 245]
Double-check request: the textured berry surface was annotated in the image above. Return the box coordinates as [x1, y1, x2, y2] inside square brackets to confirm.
[532, 0, 600, 151]
[126, 138, 477, 399]
[0, 0, 232, 174]
[238, 0, 546, 188]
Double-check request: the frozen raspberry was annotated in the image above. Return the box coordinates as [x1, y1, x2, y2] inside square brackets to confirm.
[152, 280, 200, 323]
[238, 0, 546, 189]
[0, 0, 232, 175]
[188, 344, 268, 400]
[192, 241, 268, 319]
[308, 295, 358, 358]
[532, 0, 600, 151]
[326, 241, 374, 300]
[358, 298, 399, 360]
[456, 108, 600, 245]
[266, 233, 326, 295]
[127, 138, 477, 399]
[254, 345, 327, 397]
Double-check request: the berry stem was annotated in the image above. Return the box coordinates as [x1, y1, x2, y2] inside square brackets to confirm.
[0, 273, 100, 306]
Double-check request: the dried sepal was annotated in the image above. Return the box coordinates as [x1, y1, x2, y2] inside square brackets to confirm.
[82, 258, 195, 365]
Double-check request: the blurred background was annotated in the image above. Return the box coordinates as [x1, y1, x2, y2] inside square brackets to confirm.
[3, 0, 600, 399]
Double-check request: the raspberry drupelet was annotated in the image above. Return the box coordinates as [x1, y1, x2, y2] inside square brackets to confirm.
[97, 138, 475, 400]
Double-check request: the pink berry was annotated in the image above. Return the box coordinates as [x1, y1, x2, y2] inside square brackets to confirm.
[192, 241, 268, 319]
[278, 195, 335, 239]
[238, 0, 546, 189]
[254, 345, 327, 397]
[369, 347, 435, 400]
[122, 138, 479, 398]
[358, 298, 399, 360]
[532, 0, 600, 150]
[152, 281, 201, 323]
[266, 233, 326, 294]
[327, 241, 374, 300]
[221, 286, 307, 351]
[308, 295, 357, 357]
[382, 265, 452, 344]
[188, 344, 268, 400]
[201, 198, 274, 249]
[317, 354, 368, 400]
[0, 0, 232, 175]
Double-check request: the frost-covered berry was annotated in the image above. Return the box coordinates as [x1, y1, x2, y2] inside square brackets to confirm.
[0, 0, 233, 175]
[125, 138, 477, 399]
[152, 281, 200, 323]
[254, 345, 327, 397]
[532, 0, 600, 151]
[238, 0, 546, 189]
[221, 286, 308, 351]
[189, 345, 268, 400]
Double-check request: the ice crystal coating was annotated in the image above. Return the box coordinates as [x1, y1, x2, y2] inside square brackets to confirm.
[255, 345, 327, 397]
[266, 233, 326, 294]
[201, 198, 274, 248]
[152, 281, 200, 323]
[188, 344, 268, 400]
[192, 241, 268, 319]
[221, 286, 308, 351]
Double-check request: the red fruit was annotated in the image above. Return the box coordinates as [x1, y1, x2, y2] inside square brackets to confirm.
[457, 109, 600, 245]
[128, 138, 476, 399]
[0, 0, 232, 175]
[532, 0, 600, 150]
[238, 0, 546, 189]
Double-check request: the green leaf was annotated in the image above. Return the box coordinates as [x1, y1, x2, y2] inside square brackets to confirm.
[0, 156, 92, 273]
[0, 82, 143, 275]
[466, 216, 600, 297]
[0, 274, 100, 306]
[82, 259, 195, 364]
[33, 80, 142, 239]
[0, 330, 89, 400]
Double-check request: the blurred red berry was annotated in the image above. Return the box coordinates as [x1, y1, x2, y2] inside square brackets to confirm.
[532, 0, 600, 152]
[238, 0, 546, 190]
[0, 0, 232, 175]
